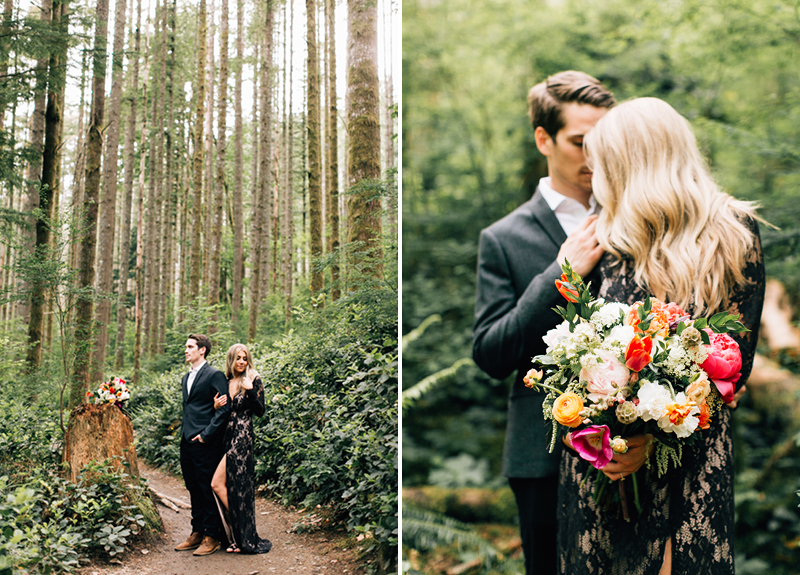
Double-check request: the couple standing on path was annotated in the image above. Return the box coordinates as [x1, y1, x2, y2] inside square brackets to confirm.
[172, 333, 273, 557]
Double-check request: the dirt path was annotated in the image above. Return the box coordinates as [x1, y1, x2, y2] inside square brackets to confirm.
[79, 463, 363, 575]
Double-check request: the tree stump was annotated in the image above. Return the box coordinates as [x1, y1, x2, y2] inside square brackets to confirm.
[63, 403, 140, 483]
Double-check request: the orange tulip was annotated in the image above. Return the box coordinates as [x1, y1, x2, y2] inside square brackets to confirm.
[555, 273, 580, 303]
[625, 335, 653, 372]
[697, 400, 711, 430]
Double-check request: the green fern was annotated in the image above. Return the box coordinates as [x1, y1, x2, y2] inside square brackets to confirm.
[402, 357, 474, 412]
[402, 504, 498, 559]
[402, 314, 442, 352]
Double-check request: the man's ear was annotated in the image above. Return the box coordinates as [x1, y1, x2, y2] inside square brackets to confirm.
[534, 126, 554, 157]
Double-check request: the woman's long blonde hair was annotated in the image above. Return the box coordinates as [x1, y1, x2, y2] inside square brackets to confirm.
[225, 343, 259, 397]
[584, 97, 758, 315]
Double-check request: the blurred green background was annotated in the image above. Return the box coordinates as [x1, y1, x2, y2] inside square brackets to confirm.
[402, 0, 800, 573]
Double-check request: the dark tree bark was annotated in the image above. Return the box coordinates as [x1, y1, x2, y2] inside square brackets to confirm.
[71, 0, 110, 404]
[208, 0, 229, 333]
[93, 0, 128, 382]
[188, 0, 208, 302]
[115, 0, 142, 370]
[27, 0, 67, 371]
[21, 0, 52, 333]
[231, 0, 244, 324]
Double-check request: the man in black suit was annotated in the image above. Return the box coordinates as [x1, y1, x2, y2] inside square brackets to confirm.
[472, 71, 614, 574]
[174, 333, 231, 556]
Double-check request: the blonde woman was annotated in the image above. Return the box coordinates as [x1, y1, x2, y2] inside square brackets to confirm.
[557, 98, 764, 575]
[211, 343, 272, 554]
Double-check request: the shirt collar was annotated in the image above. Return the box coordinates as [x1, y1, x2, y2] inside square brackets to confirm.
[537, 177, 597, 213]
[191, 360, 207, 373]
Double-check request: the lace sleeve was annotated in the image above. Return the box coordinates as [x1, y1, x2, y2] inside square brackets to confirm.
[725, 217, 765, 388]
[244, 376, 266, 418]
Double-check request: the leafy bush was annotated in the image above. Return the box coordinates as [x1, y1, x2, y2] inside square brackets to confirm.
[0, 458, 159, 574]
[0, 392, 161, 574]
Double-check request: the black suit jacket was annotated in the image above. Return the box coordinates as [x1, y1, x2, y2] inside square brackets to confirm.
[181, 362, 231, 443]
[473, 187, 598, 478]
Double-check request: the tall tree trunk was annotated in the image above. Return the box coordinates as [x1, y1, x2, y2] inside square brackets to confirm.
[71, 0, 110, 404]
[346, 0, 382, 281]
[94, 0, 128, 381]
[203, 0, 216, 294]
[20, 0, 52, 328]
[115, 0, 142, 370]
[159, 0, 177, 354]
[281, 0, 294, 324]
[188, 0, 207, 302]
[247, 42, 259, 341]
[70, 49, 89, 279]
[133, 6, 150, 383]
[208, 0, 228, 334]
[249, 13, 271, 343]
[231, 0, 244, 325]
[27, 0, 65, 371]
[307, 0, 323, 299]
[326, 0, 339, 300]
[143, 5, 165, 358]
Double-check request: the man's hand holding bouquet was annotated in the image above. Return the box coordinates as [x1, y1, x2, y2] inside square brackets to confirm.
[524, 261, 748, 520]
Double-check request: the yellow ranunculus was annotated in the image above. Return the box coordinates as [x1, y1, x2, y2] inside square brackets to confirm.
[552, 392, 584, 428]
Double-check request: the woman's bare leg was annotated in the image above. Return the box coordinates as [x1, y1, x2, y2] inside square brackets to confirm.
[658, 537, 672, 575]
[211, 455, 228, 510]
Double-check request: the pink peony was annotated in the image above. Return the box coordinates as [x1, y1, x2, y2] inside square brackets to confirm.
[580, 349, 630, 403]
[572, 425, 613, 469]
[699, 331, 742, 403]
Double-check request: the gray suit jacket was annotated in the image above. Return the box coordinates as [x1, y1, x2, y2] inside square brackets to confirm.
[474, 187, 591, 478]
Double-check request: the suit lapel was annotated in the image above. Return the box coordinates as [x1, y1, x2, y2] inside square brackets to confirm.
[181, 372, 189, 402]
[187, 363, 209, 400]
[528, 187, 568, 247]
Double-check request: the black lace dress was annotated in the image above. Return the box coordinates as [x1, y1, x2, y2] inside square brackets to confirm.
[224, 377, 272, 554]
[557, 219, 764, 574]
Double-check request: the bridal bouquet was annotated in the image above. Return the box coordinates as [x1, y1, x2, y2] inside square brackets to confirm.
[525, 261, 748, 519]
[87, 377, 131, 409]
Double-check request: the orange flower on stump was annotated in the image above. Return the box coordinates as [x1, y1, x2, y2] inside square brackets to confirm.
[625, 335, 653, 372]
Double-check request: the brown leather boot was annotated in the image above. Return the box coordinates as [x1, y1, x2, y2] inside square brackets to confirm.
[174, 532, 203, 551]
[193, 536, 221, 556]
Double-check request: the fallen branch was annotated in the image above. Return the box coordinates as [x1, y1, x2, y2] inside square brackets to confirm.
[150, 488, 190, 512]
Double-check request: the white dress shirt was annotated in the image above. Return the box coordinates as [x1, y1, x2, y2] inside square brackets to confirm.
[186, 360, 207, 396]
[537, 177, 598, 236]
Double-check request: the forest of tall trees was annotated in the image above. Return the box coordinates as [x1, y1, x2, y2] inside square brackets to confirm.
[0, 0, 398, 570]
[0, 0, 398, 401]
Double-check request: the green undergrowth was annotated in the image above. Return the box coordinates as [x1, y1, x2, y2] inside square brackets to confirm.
[0, 397, 162, 574]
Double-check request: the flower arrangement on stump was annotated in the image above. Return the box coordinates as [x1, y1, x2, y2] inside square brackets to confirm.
[87, 377, 131, 411]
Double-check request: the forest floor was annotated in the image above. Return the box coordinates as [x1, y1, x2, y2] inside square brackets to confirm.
[77, 463, 365, 575]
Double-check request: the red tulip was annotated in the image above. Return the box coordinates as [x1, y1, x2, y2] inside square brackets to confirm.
[625, 335, 653, 372]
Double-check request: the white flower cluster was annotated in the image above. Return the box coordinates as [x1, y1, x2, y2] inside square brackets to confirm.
[590, 302, 630, 331]
[636, 380, 699, 438]
[544, 320, 600, 361]
[662, 339, 701, 380]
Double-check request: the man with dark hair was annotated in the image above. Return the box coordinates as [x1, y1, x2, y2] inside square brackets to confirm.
[174, 333, 231, 556]
[473, 71, 615, 574]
